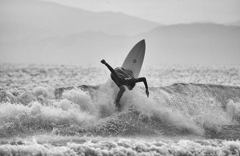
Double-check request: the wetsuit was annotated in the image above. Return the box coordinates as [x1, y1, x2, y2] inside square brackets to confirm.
[110, 67, 135, 88]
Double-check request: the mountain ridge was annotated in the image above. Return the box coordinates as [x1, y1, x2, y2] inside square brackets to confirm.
[0, 0, 160, 39]
[1, 23, 240, 65]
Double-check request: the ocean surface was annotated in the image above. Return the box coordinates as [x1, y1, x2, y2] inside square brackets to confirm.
[0, 64, 240, 156]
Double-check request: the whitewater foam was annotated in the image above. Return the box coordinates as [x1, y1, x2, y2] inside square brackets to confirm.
[1, 136, 240, 156]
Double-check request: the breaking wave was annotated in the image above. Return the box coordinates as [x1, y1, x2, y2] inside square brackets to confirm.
[0, 80, 240, 138]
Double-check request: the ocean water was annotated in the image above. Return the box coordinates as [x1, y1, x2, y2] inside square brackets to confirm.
[0, 64, 240, 156]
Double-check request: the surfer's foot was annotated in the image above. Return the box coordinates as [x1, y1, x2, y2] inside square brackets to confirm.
[115, 101, 121, 111]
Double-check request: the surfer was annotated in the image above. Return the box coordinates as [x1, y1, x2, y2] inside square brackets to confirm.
[101, 59, 149, 111]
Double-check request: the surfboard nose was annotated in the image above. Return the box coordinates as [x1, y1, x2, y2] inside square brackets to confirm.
[137, 39, 145, 46]
[122, 39, 146, 78]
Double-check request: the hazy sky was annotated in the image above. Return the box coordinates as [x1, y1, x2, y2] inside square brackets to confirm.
[40, 0, 240, 24]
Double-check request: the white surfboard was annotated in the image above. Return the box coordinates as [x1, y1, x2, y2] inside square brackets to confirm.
[122, 39, 146, 78]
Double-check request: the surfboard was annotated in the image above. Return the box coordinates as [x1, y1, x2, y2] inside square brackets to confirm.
[122, 39, 146, 78]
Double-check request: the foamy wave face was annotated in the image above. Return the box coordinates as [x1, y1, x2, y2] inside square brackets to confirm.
[0, 81, 240, 138]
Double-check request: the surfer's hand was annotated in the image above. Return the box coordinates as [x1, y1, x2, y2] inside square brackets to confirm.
[146, 89, 149, 97]
[101, 59, 106, 64]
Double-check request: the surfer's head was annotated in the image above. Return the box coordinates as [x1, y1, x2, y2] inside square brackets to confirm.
[126, 78, 136, 90]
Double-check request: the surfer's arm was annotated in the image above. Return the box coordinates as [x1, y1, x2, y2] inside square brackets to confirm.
[136, 77, 149, 97]
[101, 59, 118, 78]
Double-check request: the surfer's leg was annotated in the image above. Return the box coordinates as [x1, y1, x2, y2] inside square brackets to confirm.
[115, 85, 125, 111]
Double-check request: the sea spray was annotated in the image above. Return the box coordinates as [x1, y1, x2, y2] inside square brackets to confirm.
[120, 86, 205, 135]
[226, 100, 240, 123]
[62, 89, 97, 114]
[0, 101, 96, 137]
